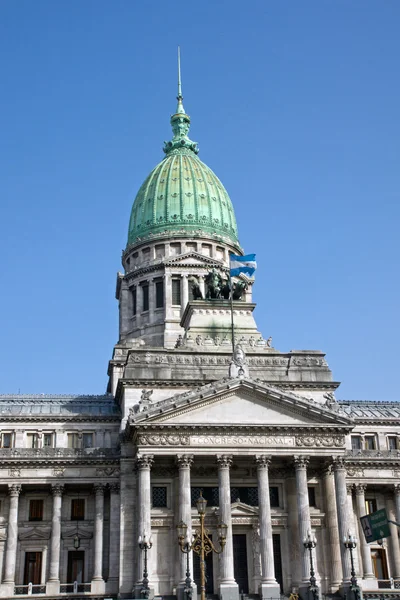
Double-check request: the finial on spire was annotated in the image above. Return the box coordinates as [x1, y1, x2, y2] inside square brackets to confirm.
[176, 46, 185, 115]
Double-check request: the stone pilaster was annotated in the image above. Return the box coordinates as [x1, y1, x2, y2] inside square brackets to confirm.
[386, 492, 400, 580]
[394, 485, 400, 525]
[333, 458, 351, 584]
[217, 454, 239, 600]
[176, 455, 196, 600]
[255, 455, 280, 597]
[294, 456, 314, 592]
[46, 484, 64, 595]
[136, 454, 154, 594]
[322, 467, 342, 590]
[91, 484, 106, 594]
[355, 485, 374, 580]
[108, 483, 120, 587]
[3, 484, 21, 593]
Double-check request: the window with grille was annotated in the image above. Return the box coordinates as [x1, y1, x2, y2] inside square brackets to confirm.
[308, 487, 316, 507]
[155, 281, 164, 308]
[191, 487, 219, 507]
[29, 499, 44, 521]
[142, 284, 149, 312]
[1, 433, 12, 448]
[132, 287, 137, 316]
[388, 436, 398, 450]
[172, 279, 181, 305]
[152, 487, 167, 508]
[269, 486, 279, 507]
[71, 499, 85, 520]
[365, 436, 376, 450]
[351, 436, 362, 450]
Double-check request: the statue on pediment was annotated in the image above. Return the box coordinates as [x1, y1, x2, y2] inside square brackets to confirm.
[229, 344, 249, 378]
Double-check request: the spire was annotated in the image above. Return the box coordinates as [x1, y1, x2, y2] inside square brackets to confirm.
[163, 47, 199, 156]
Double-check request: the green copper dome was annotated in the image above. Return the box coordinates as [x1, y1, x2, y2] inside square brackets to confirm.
[127, 57, 239, 248]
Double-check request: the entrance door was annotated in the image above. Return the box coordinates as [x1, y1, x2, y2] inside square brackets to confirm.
[371, 548, 389, 580]
[273, 534, 283, 592]
[67, 551, 85, 583]
[24, 552, 42, 585]
[193, 540, 214, 594]
[233, 534, 249, 594]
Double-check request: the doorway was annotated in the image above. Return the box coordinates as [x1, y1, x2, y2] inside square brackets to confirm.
[193, 539, 214, 594]
[233, 534, 249, 594]
[371, 548, 388, 581]
[24, 552, 42, 585]
[67, 551, 85, 583]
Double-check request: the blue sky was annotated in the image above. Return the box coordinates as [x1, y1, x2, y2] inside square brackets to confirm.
[0, 1, 399, 400]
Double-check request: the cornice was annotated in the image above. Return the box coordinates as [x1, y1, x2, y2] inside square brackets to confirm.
[0, 415, 120, 423]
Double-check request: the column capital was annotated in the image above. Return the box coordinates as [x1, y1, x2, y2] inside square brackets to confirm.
[355, 483, 367, 496]
[136, 453, 154, 470]
[255, 455, 272, 469]
[175, 454, 194, 469]
[346, 483, 354, 495]
[293, 455, 309, 470]
[332, 456, 347, 471]
[93, 483, 106, 495]
[216, 454, 233, 469]
[394, 483, 400, 496]
[8, 484, 21, 497]
[109, 482, 120, 494]
[51, 484, 64, 497]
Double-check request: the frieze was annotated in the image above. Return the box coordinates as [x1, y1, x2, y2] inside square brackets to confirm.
[8, 468, 21, 477]
[95, 467, 120, 477]
[151, 518, 173, 527]
[296, 435, 345, 448]
[52, 467, 65, 477]
[139, 434, 190, 446]
[346, 467, 365, 477]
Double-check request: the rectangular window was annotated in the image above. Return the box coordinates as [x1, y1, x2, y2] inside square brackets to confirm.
[132, 287, 137, 316]
[82, 433, 93, 449]
[191, 487, 219, 507]
[142, 284, 149, 312]
[351, 436, 362, 450]
[27, 433, 38, 448]
[172, 279, 181, 305]
[2, 433, 12, 448]
[155, 281, 164, 308]
[269, 486, 280, 508]
[365, 499, 377, 514]
[365, 436, 376, 450]
[71, 498, 85, 520]
[67, 433, 80, 449]
[388, 436, 398, 450]
[308, 487, 316, 507]
[152, 486, 167, 508]
[29, 499, 44, 521]
[43, 433, 52, 447]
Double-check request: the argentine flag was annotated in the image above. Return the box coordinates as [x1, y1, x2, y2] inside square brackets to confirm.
[229, 254, 257, 277]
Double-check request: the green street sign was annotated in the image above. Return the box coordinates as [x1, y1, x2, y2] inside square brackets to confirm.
[360, 508, 391, 543]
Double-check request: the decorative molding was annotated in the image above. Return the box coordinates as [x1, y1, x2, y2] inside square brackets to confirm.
[175, 454, 194, 469]
[255, 455, 272, 469]
[8, 484, 21, 496]
[294, 456, 309, 470]
[296, 435, 345, 448]
[51, 484, 64, 496]
[216, 454, 233, 469]
[8, 468, 21, 477]
[136, 454, 154, 470]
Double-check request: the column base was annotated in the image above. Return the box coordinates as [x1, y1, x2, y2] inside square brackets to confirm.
[259, 581, 281, 599]
[177, 581, 197, 600]
[91, 578, 105, 594]
[0, 582, 15, 598]
[298, 582, 320, 600]
[46, 580, 60, 595]
[219, 581, 239, 600]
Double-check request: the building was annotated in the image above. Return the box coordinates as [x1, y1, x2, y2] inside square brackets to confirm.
[1, 68, 400, 600]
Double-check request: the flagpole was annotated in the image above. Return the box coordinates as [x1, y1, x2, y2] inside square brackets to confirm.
[229, 268, 235, 355]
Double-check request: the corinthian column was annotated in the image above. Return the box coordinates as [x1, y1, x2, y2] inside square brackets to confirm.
[108, 483, 120, 586]
[46, 484, 64, 594]
[136, 454, 154, 590]
[322, 466, 342, 590]
[294, 456, 313, 586]
[91, 484, 106, 594]
[355, 484, 374, 579]
[217, 455, 239, 600]
[255, 455, 280, 597]
[3, 484, 21, 589]
[176, 455, 195, 600]
[395, 485, 400, 525]
[333, 458, 351, 583]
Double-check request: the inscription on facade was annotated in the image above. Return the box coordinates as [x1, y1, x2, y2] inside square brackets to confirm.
[190, 435, 295, 447]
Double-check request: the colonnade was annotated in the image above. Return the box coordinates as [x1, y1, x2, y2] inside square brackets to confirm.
[0, 482, 120, 596]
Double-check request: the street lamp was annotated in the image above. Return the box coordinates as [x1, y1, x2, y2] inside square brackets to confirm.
[138, 533, 153, 599]
[303, 530, 318, 600]
[343, 531, 362, 600]
[177, 521, 193, 600]
[177, 491, 227, 600]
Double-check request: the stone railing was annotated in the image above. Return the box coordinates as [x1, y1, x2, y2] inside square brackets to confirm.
[0, 448, 119, 459]
[60, 582, 91, 593]
[345, 449, 400, 458]
[14, 583, 46, 595]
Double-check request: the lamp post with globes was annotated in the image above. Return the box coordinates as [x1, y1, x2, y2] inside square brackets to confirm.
[177, 491, 227, 600]
[343, 532, 362, 600]
[138, 534, 153, 599]
[303, 530, 319, 600]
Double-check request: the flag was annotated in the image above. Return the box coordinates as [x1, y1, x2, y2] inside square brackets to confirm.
[229, 253, 257, 277]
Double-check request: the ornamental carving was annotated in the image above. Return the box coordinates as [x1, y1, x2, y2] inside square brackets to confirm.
[52, 467, 65, 477]
[93, 483, 106, 494]
[96, 467, 120, 477]
[175, 454, 194, 469]
[136, 454, 154, 470]
[8, 468, 20, 477]
[255, 455, 272, 469]
[294, 456, 309, 470]
[216, 454, 233, 469]
[109, 483, 120, 494]
[355, 483, 367, 494]
[296, 435, 345, 448]
[332, 457, 347, 471]
[346, 484, 354, 495]
[8, 484, 21, 496]
[139, 434, 190, 446]
[347, 468, 365, 478]
[51, 484, 64, 496]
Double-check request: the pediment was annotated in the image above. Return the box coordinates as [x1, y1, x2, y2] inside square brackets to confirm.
[129, 378, 353, 428]
[62, 526, 93, 540]
[19, 527, 50, 540]
[231, 502, 259, 516]
[164, 252, 225, 268]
